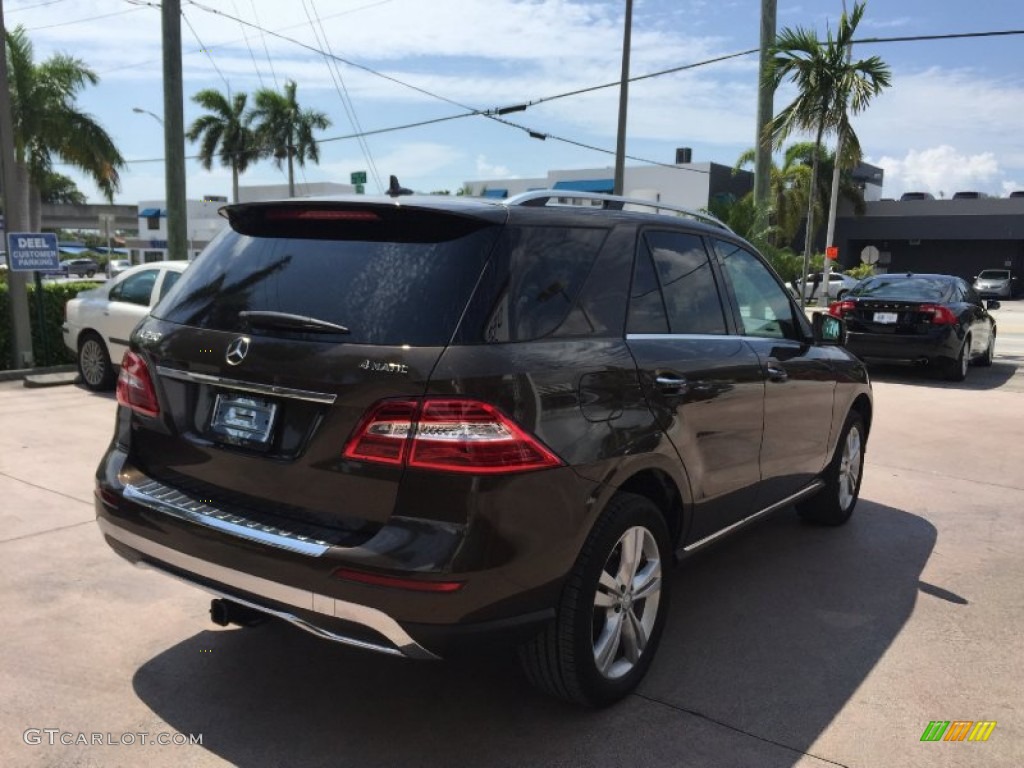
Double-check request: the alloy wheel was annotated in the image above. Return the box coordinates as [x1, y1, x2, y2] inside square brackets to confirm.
[837, 425, 863, 511]
[592, 526, 662, 680]
[80, 339, 107, 387]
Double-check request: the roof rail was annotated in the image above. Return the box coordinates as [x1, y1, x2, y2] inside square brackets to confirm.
[505, 189, 733, 232]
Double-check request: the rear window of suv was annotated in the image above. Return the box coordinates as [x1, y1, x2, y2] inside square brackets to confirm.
[152, 208, 502, 347]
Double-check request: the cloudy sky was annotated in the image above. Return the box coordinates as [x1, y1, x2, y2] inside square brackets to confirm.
[9, 0, 1024, 203]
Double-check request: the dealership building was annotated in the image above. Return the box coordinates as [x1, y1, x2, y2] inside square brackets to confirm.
[469, 154, 1024, 281]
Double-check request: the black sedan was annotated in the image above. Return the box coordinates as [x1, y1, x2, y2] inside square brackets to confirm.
[828, 273, 999, 381]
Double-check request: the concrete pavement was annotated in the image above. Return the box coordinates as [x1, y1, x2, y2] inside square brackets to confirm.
[1, 357, 1022, 767]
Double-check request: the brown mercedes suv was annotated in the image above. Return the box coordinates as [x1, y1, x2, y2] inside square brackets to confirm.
[95, 191, 872, 706]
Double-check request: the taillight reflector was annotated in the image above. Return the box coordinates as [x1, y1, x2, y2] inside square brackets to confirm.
[116, 350, 160, 417]
[343, 398, 563, 474]
[332, 567, 464, 593]
[829, 300, 855, 317]
[918, 303, 959, 325]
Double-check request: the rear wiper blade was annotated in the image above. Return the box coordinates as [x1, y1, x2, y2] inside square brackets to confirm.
[238, 310, 350, 334]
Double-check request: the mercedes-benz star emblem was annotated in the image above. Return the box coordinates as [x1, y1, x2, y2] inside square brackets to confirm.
[225, 336, 251, 366]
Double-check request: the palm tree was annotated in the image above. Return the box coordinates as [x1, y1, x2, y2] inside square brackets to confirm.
[38, 171, 87, 205]
[764, 2, 890, 305]
[186, 89, 260, 203]
[5, 25, 124, 228]
[249, 80, 331, 197]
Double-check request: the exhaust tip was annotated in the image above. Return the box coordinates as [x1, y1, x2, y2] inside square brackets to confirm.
[210, 598, 267, 627]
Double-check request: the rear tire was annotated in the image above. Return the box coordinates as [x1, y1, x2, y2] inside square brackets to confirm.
[944, 335, 970, 381]
[976, 331, 995, 367]
[78, 333, 115, 391]
[797, 411, 865, 526]
[518, 492, 671, 707]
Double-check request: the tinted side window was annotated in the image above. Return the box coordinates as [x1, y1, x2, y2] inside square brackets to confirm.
[626, 240, 669, 334]
[111, 269, 158, 306]
[712, 240, 800, 341]
[645, 231, 726, 335]
[457, 225, 609, 343]
[158, 269, 182, 301]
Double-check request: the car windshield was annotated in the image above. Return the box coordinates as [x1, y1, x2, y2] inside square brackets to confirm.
[977, 270, 1009, 280]
[849, 276, 952, 302]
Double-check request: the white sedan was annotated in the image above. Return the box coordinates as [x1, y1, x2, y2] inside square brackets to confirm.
[791, 271, 862, 303]
[62, 261, 189, 390]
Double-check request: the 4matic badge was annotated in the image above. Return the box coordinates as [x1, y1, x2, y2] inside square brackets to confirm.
[359, 359, 408, 374]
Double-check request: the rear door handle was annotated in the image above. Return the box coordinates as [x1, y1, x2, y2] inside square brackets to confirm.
[655, 374, 689, 396]
[766, 364, 788, 382]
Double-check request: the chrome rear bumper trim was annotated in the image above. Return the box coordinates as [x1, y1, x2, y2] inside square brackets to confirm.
[97, 518, 439, 660]
[155, 366, 337, 404]
[123, 480, 331, 557]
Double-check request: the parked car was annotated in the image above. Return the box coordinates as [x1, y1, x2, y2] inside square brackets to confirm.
[792, 270, 861, 302]
[94, 191, 872, 707]
[972, 269, 1019, 299]
[62, 261, 188, 390]
[60, 258, 100, 277]
[829, 273, 998, 381]
[107, 258, 132, 278]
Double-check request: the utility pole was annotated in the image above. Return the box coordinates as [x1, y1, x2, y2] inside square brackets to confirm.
[162, 0, 187, 261]
[753, 0, 777, 230]
[613, 0, 633, 196]
[0, 0, 35, 368]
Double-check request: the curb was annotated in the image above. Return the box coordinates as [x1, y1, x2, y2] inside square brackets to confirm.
[0, 364, 77, 383]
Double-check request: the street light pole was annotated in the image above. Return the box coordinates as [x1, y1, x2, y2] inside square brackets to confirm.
[613, 0, 633, 197]
[132, 107, 163, 126]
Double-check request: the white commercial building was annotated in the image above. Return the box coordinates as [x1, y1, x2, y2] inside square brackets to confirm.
[464, 154, 753, 212]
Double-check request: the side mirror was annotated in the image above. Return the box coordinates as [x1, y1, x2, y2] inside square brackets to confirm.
[812, 312, 847, 346]
[986, 300, 1001, 310]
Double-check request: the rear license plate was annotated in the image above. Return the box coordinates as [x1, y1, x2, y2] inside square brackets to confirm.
[874, 312, 898, 324]
[210, 393, 277, 446]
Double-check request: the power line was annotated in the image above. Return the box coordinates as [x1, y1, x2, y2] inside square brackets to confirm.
[185, 0, 478, 113]
[54, 110, 480, 167]
[233, 0, 265, 88]
[247, 0, 278, 89]
[25, 4, 145, 30]
[181, 6, 233, 96]
[851, 29, 1024, 45]
[7, 0, 71, 13]
[303, 0, 383, 192]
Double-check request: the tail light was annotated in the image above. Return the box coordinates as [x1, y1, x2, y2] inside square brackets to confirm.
[116, 350, 160, 417]
[829, 300, 855, 317]
[918, 304, 959, 325]
[343, 398, 563, 474]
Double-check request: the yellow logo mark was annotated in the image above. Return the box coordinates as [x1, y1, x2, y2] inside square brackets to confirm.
[968, 721, 997, 742]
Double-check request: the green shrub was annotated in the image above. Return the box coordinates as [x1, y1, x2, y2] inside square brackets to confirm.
[0, 279, 97, 369]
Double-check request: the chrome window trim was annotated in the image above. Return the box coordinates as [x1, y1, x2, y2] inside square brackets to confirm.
[155, 366, 337, 404]
[97, 519, 438, 661]
[625, 333, 736, 341]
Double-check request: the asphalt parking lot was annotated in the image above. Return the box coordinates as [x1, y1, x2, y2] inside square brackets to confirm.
[1, 305, 1022, 767]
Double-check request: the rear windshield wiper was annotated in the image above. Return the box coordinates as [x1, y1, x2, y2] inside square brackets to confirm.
[238, 310, 350, 334]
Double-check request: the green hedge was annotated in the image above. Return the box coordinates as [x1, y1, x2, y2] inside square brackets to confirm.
[0, 279, 99, 369]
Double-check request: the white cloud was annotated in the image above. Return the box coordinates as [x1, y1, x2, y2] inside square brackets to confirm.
[475, 155, 514, 179]
[871, 146, 999, 199]
[1001, 180, 1023, 195]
